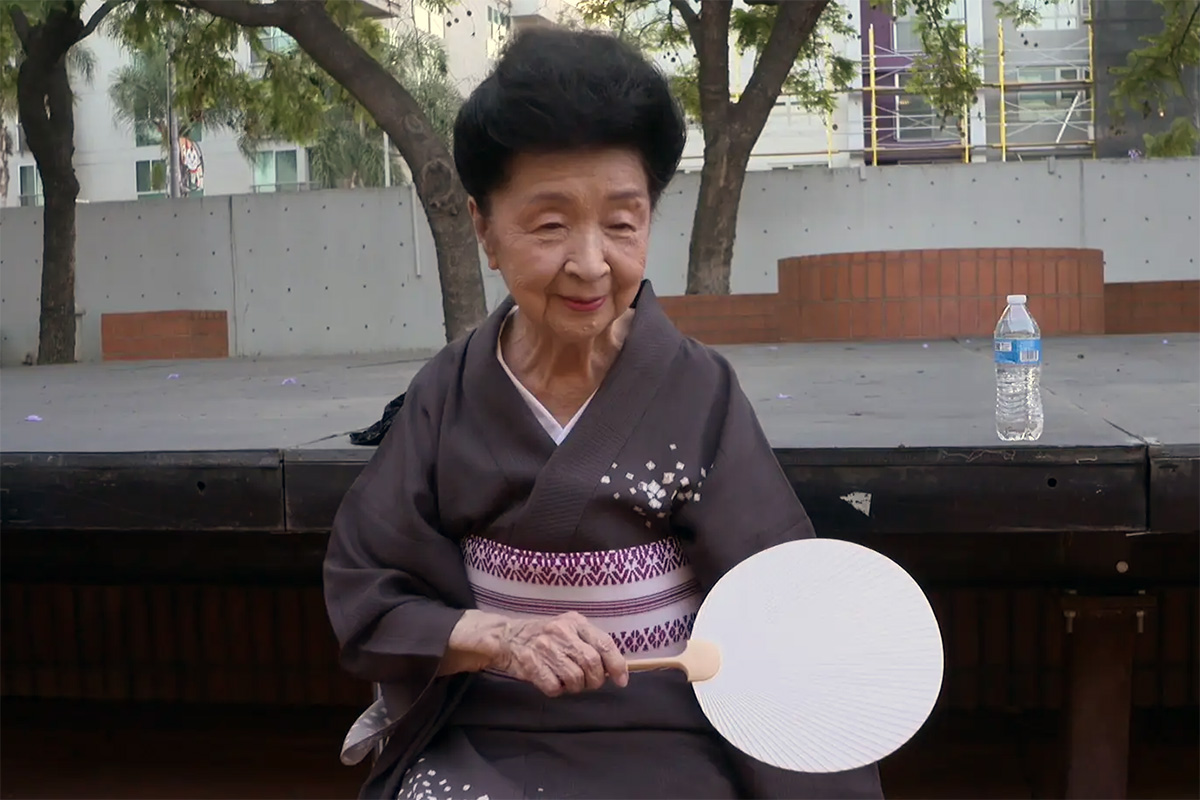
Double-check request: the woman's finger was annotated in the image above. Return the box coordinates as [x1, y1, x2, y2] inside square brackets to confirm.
[575, 642, 606, 690]
[531, 668, 564, 697]
[577, 625, 628, 687]
[552, 654, 586, 694]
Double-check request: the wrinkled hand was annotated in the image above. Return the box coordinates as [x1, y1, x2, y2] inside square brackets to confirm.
[492, 611, 629, 696]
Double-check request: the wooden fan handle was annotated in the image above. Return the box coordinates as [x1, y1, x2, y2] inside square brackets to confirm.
[627, 657, 683, 673]
[626, 639, 721, 683]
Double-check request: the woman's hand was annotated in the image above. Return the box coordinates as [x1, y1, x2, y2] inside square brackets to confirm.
[442, 610, 628, 696]
[494, 611, 629, 696]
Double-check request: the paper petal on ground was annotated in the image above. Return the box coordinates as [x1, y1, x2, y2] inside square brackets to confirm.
[281, 378, 297, 385]
[25, 415, 42, 422]
[167, 373, 180, 379]
[777, 393, 793, 400]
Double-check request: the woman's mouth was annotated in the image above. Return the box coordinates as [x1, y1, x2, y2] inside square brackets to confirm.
[562, 296, 605, 313]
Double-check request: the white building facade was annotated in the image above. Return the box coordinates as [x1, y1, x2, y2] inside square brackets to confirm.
[4, 0, 1096, 209]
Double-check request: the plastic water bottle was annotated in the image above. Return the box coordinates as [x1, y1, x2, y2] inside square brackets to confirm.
[994, 294, 1043, 441]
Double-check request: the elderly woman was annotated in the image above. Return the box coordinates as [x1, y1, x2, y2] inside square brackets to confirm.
[325, 26, 883, 800]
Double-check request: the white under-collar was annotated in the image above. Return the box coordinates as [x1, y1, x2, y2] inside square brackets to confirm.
[496, 307, 596, 446]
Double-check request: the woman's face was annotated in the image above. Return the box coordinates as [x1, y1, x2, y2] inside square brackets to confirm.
[470, 147, 651, 344]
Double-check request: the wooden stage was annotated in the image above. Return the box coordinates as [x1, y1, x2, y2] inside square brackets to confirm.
[1, 334, 1197, 799]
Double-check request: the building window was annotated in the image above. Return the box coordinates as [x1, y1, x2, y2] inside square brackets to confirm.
[895, 74, 960, 141]
[486, 4, 510, 58]
[136, 158, 167, 199]
[414, 2, 444, 37]
[251, 27, 296, 64]
[894, 0, 966, 53]
[1026, 0, 1080, 31]
[1015, 65, 1091, 122]
[253, 149, 300, 192]
[19, 165, 43, 207]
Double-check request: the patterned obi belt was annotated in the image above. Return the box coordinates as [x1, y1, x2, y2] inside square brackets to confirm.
[460, 536, 702, 658]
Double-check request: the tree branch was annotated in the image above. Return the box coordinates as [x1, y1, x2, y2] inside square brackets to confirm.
[184, 0, 297, 28]
[1168, 0, 1200, 65]
[667, 0, 700, 42]
[736, 0, 830, 125]
[8, 6, 31, 48]
[694, 0, 733, 131]
[80, 0, 122, 39]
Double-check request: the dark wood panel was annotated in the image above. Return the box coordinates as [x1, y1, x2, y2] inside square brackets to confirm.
[851, 531, 1198, 588]
[282, 446, 1151, 535]
[0, 530, 327, 584]
[5, 583, 1194, 714]
[0, 583, 369, 708]
[0, 701, 1193, 800]
[1149, 444, 1200, 534]
[283, 457, 365, 533]
[4, 529, 1195, 589]
[783, 461, 1148, 535]
[0, 451, 284, 531]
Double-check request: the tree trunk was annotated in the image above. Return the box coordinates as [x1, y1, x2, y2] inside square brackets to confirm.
[684, 0, 831, 295]
[15, 11, 83, 365]
[187, 0, 488, 343]
[0, 124, 11, 206]
[685, 138, 752, 295]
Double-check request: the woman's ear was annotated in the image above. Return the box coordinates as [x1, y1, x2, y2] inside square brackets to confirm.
[467, 197, 498, 271]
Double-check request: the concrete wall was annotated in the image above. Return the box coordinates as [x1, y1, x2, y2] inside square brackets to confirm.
[2, 157, 1196, 365]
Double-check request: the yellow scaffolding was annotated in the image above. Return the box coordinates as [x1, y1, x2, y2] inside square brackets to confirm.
[960, 44, 970, 163]
[1086, 0, 1096, 158]
[998, 22, 1008, 161]
[745, 14, 1097, 167]
[868, 23, 879, 166]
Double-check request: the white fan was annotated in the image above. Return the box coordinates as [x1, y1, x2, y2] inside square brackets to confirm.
[628, 538, 944, 774]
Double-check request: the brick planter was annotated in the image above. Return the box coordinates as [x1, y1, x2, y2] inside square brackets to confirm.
[101, 310, 229, 361]
[1105, 281, 1200, 334]
[661, 248, 1108, 344]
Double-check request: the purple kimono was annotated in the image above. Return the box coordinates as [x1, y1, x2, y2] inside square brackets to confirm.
[324, 281, 884, 799]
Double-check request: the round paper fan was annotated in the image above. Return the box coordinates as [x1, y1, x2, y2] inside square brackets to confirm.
[630, 537, 944, 774]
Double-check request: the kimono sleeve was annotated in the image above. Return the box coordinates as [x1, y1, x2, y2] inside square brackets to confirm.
[323, 355, 474, 686]
[671, 354, 816, 594]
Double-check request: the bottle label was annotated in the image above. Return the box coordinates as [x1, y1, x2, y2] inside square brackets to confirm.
[995, 338, 1041, 365]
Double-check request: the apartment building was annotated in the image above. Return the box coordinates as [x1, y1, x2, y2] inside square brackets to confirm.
[859, 0, 1095, 164]
[5, 0, 557, 207]
[7, 0, 869, 208]
[12, 0, 1171, 207]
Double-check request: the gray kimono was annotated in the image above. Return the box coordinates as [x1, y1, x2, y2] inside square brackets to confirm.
[324, 281, 884, 800]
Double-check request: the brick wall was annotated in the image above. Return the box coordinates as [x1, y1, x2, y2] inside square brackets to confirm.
[656, 294, 782, 344]
[659, 248, 1113, 344]
[1105, 281, 1200, 335]
[101, 310, 229, 361]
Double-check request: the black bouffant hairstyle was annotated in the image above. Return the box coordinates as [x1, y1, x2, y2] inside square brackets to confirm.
[453, 26, 687, 213]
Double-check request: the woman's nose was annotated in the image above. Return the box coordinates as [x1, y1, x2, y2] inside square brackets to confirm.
[565, 228, 608, 280]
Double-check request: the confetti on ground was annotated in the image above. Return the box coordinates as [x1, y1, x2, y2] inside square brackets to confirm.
[25, 415, 42, 422]
[167, 373, 180, 379]
[281, 377, 297, 385]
